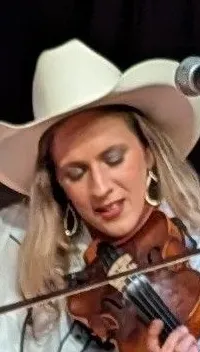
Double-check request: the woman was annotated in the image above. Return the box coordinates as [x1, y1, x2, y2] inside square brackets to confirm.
[0, 39, 200, 352]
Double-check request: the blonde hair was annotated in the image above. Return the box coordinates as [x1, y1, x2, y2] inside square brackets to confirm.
[125, 111, 200, 226]
[19, 128, 70, 297]
[19, 106, 200, 322]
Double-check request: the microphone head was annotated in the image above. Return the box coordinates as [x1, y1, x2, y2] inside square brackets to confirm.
[175, 56, 200, 96]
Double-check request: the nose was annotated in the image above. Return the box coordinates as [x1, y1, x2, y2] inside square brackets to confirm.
[90, 165, 112, 199]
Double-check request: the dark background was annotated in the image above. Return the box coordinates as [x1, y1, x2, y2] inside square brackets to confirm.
[1, 0, 200, 205]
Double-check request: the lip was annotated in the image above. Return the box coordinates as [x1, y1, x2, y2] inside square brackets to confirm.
[94, 199, 125, 220]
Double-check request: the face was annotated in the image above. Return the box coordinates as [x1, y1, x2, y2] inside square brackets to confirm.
[51, 109, 153, 238]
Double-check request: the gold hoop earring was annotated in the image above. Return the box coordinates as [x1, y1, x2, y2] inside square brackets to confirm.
[64, 204, 78, 237]
[145, 170, 160, 207]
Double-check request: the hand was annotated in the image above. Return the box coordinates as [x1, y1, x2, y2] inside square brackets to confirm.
[146, 319, 198, 352]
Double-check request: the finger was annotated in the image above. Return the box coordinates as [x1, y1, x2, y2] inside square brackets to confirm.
[175, 333, 198, 352]
[189, 345, 199, 352]
[162, 326, 189, 352]
[182, 342, 199, 352]
[146, 319, 164, 352]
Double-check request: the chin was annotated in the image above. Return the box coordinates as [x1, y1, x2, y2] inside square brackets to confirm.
[101, 219, 138, 239]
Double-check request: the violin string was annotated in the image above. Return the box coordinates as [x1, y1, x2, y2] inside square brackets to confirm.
[128, 275, 176, 332]
[138, 276, 180, 328]
[124, 285, 159, 323]
[124, 279, 172, 337]
[125, 275, 180, 335]
[136, 275, 179, 329]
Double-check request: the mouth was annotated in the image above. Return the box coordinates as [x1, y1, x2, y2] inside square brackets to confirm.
[94, 199, 125, 220]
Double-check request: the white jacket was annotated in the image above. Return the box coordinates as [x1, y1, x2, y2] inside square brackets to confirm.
[0, 202, 199, 352]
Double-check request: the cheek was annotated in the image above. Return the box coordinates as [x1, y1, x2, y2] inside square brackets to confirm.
[120, 153, 147, 194]
[62, 182, 91, 214]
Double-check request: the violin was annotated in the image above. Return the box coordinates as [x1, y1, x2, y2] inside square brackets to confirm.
[67, 210, 200, 351]
[0, 210, 200, 352]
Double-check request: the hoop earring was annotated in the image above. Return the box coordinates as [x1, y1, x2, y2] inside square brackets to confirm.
[64, 204, 78, 237]
[145, 170, 160, 207]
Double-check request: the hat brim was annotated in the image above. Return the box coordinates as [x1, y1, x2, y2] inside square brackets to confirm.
[0, 59, 200, 195]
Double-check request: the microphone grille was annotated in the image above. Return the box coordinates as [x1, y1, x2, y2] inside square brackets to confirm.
[175, 56, 200, 96]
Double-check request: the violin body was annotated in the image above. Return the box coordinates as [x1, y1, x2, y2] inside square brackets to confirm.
[67, 211, 200, 351]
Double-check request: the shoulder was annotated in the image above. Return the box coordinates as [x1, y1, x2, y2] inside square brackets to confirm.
[0, 201, 28, 230]
[0, 201, 28, 245]
[159, 201, 200, 272]
[0, 202, 28, 304]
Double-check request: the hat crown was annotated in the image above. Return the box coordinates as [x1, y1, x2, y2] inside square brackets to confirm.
[32, 39, 121, 121]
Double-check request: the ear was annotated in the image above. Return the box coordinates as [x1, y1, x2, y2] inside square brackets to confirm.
[145, 147, 154, 170]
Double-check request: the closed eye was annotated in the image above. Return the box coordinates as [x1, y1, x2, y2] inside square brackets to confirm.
[102, 145, 127, 166]
[63, 164, 87, 182]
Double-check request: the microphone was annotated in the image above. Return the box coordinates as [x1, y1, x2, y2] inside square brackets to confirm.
[175, 56, 200, 96]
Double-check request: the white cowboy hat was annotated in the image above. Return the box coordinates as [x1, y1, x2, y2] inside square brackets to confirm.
[0, 39, 200, 196]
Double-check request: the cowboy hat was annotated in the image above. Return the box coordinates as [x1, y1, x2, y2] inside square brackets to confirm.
[0, 39, 200, 195]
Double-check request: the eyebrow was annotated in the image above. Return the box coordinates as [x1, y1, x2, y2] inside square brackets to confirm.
[59, 143, 127, 170]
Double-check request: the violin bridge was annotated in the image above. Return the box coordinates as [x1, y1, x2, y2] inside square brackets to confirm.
[107, 254, 137, 292]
